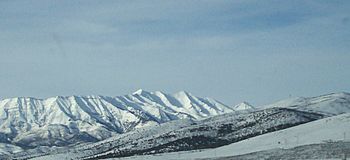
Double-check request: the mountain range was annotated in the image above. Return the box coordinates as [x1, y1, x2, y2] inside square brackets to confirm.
[1, 91, 350, 159]
[0, 90, 241, 149]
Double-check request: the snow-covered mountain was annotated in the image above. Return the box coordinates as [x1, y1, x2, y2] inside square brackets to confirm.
[262, 92, 350, 115]
[232, 102, 255, 111]
[0, 90, 235, 149]
[2, 91, 350, 159]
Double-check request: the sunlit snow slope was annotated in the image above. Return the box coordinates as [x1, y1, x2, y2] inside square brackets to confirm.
[262, 92, 350, 115]
[0, 90, 234, 149]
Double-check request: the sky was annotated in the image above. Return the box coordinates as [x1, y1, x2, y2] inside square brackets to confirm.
[0, 0, 349, 106]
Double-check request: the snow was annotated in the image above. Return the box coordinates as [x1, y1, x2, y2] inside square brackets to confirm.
[261, 92, 350, 115]
[112, 112, 350, 160]
[0, 89, 235, 153]
[232, 102, 255, 111]
[0, 143, 23, 155]
[28, 107, 324, 160]
[132, 89, 147, 95]
[2, 91, 350, 159]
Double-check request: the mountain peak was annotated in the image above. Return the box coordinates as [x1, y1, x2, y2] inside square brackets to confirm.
[132, 89, 150, 95]
[233, 101, 255, 111]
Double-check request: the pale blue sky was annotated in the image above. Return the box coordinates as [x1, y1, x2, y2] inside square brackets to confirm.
[0, 0, 349, 106]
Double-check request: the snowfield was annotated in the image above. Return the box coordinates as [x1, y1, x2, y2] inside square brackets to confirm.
[203, 141, 350, 160]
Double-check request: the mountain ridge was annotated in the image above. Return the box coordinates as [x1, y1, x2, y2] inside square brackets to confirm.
[261, 92, 350, 115]
[1, 91, 350, 158]
[0, 90, 239, 149]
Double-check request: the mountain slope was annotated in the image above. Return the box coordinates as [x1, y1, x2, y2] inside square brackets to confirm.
[28, 107, 324, 160]
[261, 92, 350, 115]
[0, 90, 234, 149]
[139, 111, 350, 160]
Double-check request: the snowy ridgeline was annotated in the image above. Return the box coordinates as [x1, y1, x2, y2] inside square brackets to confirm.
[0, 90, 239, 149]
[1, 91, 350, 159]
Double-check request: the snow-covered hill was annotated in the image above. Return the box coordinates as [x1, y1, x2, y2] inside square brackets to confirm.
[262, 92, 350, 115]
[118, 110, 350, 160]
[22, 107, 324, 160]
[0, 90, 235, 149]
